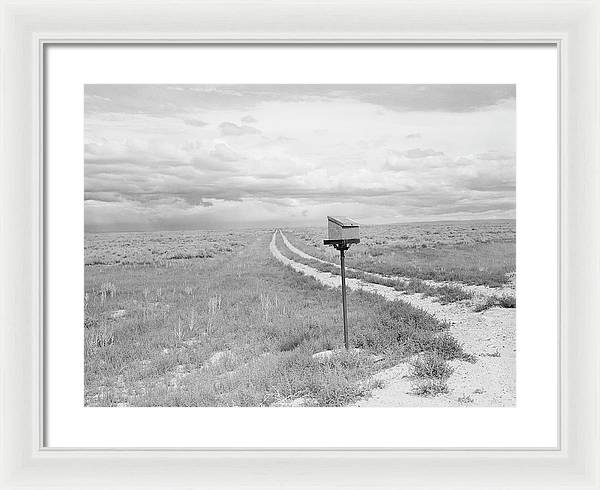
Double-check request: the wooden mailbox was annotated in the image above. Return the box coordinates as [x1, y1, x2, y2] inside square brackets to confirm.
[325, 216, 360, 245]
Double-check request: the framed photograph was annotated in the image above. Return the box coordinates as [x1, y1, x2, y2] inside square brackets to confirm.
[1, 1, 599, 488]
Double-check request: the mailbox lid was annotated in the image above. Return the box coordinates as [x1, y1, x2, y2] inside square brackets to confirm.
[327, 216, 359, 228]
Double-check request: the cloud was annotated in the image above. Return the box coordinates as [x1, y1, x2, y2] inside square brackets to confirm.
[190, 155, 238, 173]
[476, 151, 514, 161]
[84, 191, 124, 203]
[384, 149, 453, 172]
[276, 135, 296, 142]
[383, 149, 446, 169]
[464, 174, 515, 192]
[219, 122, 261, 136]
[86, 141, 514, 226]
[84, 139, 189, 165]
[85, 84, 515, 118]
[188, 87, 245, 97]
[358, 85, 515, 113]
[184, 118, 208, 127]
[401, 148, 444, 159]
[85, 84, 515, 231]
[85, 85, 252, 117]
[209, 143, 239, 162]
[175, 195, 214, 207]
[85, 94, 111, 103]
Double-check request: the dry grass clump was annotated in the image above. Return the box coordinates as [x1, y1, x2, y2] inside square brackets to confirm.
[87, 322, 115, 348]
[396, 279, 473, 304]
[473, 294, 516, 312]
[98, 281, 117, 298]
[412, 379, 450, 396]
[411, 352, 454, 379]
[409, 352, 454, 397]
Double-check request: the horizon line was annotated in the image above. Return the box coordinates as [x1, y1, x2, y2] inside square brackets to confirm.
[84, 216, 516, 234]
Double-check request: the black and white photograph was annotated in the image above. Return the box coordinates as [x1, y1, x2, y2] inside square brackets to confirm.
[84, 84, 516, 407]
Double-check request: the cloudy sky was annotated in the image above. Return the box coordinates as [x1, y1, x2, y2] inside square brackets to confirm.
[84, 84, 515, 232]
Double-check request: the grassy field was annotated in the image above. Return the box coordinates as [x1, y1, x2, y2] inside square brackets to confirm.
[85, 228, 471, 407]
[275, 231, 477, 306]
[284, 220, 516, 287]
[85, 230, 256, 266]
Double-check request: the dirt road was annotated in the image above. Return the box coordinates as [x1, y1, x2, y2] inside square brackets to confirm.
[271, 231, 516, 407]
[279, 230, 516, 300]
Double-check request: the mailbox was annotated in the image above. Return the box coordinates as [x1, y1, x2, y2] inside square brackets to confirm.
[326, 216, 360, 243]
[323, 216, 360, 350]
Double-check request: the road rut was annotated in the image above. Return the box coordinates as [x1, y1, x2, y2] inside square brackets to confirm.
[279, 230, 515, 301]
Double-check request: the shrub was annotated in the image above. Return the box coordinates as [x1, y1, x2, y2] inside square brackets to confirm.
[429, 285, 473, 304]
[313, 377, 379, 407]
[474, 294, 516, 312]
[411, 352, 454, 380]
[430, 333, 474, 361]
[379, 301, 445, 334]
[497, 295, 516, 308]
[397, 279, 473, 304]
[412, 378, 449, 396]
[373, 300, 474, 362]
[457, 394, 474, 403]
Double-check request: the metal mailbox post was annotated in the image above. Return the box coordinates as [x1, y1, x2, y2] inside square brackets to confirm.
[323, 216, 360, 349]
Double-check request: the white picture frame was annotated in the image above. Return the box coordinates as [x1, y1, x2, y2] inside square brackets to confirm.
[1, 0, 598, 488]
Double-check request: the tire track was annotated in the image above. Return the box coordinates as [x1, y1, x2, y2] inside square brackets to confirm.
[279, 230, 515, 301]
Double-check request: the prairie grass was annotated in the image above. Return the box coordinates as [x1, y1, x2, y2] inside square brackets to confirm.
[85, 231, 470, 407]
[457, 394, 475, 403]
[410, 352, 454, 379]
[473, 294, 517, 312]
[412, 379, 450, 396]
[284, 220, 515, 287]
[394, 279, 474, 304]
[85, 229, 256, 266]
[409, 352, 455, 397]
